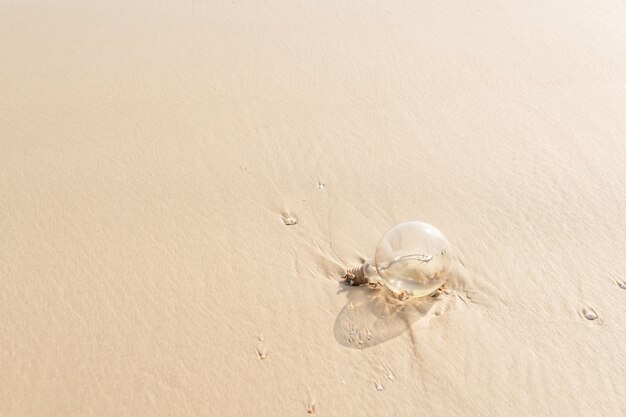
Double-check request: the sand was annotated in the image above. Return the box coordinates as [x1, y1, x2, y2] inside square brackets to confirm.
[1, 1, 625, 416]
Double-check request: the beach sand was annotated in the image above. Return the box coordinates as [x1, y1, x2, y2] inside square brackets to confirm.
[1, 1, 625, 416]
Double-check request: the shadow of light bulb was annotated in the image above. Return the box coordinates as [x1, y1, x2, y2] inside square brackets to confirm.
[333, 286, 435, 349]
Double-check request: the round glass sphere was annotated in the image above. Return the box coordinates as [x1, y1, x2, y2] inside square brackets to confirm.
[374, 221, 452, 298]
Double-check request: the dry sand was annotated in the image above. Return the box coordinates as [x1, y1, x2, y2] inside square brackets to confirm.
[1, 1, 625, 416]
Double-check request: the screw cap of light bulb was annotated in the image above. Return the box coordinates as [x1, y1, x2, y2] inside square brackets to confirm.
[374, 221, 452, 298]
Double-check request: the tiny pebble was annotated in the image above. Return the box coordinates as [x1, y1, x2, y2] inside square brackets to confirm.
[619, 283, 626, 289]
[282, 217, 297, 225]
[375, 381, 384, 391]
[583, 308, 598, 321]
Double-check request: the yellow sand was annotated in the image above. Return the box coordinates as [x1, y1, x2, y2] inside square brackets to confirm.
[1, 1, 625, 416]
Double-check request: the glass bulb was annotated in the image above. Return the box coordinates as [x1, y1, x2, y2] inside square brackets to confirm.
[373, 221, 452, 298]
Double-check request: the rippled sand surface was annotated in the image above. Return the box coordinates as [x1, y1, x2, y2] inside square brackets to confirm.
[1, 1, 625, 416]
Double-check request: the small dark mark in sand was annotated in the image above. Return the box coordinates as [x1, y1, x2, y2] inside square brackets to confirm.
[256, 344, 268, 360]
[582, 307, 598, 321]
[282, 216, 297, 225]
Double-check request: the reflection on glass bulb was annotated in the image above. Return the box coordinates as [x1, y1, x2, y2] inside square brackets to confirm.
[368, 221, 452, 298]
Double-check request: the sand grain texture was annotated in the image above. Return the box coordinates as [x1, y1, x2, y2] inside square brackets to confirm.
[1, 1, 625, 416]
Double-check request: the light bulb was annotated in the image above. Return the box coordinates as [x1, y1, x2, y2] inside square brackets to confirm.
[375, 221, 452, 297]
[350, 221, 452, 298]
